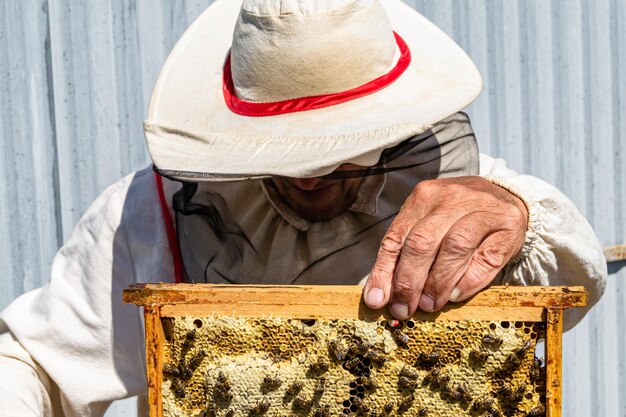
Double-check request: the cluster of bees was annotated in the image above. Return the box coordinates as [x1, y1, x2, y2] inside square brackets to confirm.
[163, 329, 207, 398]
[163, 318, 547, 417]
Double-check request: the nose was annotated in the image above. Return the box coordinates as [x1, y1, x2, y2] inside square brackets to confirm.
[293, 177, 323, 191]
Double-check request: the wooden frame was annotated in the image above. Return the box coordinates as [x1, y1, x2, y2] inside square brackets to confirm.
[124, 284, 587, 417]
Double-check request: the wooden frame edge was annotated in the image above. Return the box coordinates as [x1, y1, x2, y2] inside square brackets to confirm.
[144, 305, 164, 417]
[158, 304, 546, 322]
[124, 284, 587, 309]
[545, 308, 563, 417]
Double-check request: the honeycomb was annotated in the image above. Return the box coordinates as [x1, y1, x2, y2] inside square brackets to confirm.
[161, 317, 546, 417]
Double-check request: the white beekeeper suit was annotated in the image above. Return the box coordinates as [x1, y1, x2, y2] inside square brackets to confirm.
[0, 0, 607, 416]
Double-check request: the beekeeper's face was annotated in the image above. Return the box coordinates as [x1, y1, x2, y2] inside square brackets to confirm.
[271, 164, 365, 222]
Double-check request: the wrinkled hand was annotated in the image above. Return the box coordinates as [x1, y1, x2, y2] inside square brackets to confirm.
[363, 176, 528, 319]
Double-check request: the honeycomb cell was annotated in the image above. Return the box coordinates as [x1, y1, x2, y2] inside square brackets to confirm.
[162, 317, 545, 417]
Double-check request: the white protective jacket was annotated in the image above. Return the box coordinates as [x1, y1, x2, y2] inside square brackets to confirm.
[0, 155, 607, 417]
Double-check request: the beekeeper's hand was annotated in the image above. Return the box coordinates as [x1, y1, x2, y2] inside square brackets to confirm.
[363, 176, 528, 319]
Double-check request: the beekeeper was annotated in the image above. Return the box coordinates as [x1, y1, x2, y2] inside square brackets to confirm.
[0, 1, 606, 416]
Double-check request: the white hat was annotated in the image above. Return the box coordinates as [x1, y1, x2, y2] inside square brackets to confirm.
[145, 0, 482, 181]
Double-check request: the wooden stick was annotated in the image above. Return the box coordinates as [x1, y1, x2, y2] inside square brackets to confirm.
[124, 284, 587, 309]
[144, 305, 164, 417]
[604, 243, 626, 263]
[545, 308, 563, 417]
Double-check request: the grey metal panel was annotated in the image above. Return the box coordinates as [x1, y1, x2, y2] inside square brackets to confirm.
[1, 1, 624, 416]
[0, 1, 61, 305]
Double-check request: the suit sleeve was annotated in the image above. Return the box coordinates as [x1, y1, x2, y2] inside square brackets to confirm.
[479, 153, 607, 330]
[0, 172, 154, 417]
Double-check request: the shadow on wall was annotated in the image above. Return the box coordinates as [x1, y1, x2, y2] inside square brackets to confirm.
[608, 260, 625, 275]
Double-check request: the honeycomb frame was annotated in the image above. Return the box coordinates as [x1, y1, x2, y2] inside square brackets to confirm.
[124, 285, 587, 417]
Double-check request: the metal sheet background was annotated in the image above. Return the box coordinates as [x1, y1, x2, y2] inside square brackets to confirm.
[0, 1, 624, 416]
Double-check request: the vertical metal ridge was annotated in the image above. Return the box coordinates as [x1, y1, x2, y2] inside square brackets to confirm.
[486, 2, 502, 159]
[578, 2, 602, 413]
[609, 0, 626, 415]
[44, 0, 63, 250]
[550, 2, 564, 191]
[517, 0, 531, 174]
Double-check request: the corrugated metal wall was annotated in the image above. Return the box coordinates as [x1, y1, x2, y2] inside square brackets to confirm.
[1, 1, 624, 416]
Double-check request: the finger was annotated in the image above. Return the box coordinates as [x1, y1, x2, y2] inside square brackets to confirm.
[388, 214, 451, 319]
[363, 205, 423, 309]
[450, 231, 515, 302]
[421, 214, 494, 311]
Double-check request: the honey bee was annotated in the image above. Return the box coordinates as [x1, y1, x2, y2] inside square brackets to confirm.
[417, 407, 428, 416]
[171, 379, 186, 398]
[482, 334, 503, 347]
[214, 371, 233, 402]
[356, 376, 377, 390]
[310, 357, 330, 374]
[450, 384, 471, 402]
[314, 377, 326, 395]
[422, 367, 439, 385]
[224, 410, 234, 417]
[215, 373, 231, 391]
[293, 395, 312, 411]
[286, 380, 303, 396]
[344, 357, 361, 370]
[313, 405, 331, 417]
[415, 351, 439, 368]
[504, 353, 521, 369]
[529, 366, 541, 382]
[528, 405, 546, 416]
[364, 348, 386, 365]
[180, 365, 194, 380]
[397, 393, 415, 413]
[433, 373, 450, 389]
[263, 375, 283, 389]
[498, 385, 513, 398]
[352, 396, 368, 412]
[392, 329, 410, 346]
[163, 363, 181, 377]
[214, 386, 233, 402]
[501, 384, 526, 402]
[249, 399, 270, 416]
[510, 384, 526, 402]
[217, 371, 230, 385]
[399, 366, 419, 380]
[471, 397, 494, 411]
[469, 349, 489, 363]
[369, 412, 378, 417]
[328, 340, 348, 361]
[513, 340, 532, 358]
[182, 329, 196, 348]
[349, 340, 369, 355]
[398, 376, 418, 390]
[202, 404, 217, 417]
[383, 401, 394, 413]
[188, 350, 207, 370]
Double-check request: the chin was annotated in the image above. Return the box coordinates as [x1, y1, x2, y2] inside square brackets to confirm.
[293, 204, 349, 222]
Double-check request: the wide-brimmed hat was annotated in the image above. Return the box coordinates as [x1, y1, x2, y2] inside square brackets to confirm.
[145, 0, 482, 181]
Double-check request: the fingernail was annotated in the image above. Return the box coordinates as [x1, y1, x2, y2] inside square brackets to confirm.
[390, 303, 409, 319]
[366, 288, 384, 306]
[419, 294, 435, 312]
[449, 287, 461, 302]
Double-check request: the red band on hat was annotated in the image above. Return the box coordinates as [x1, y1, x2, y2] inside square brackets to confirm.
[223, 32, 411, 117]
